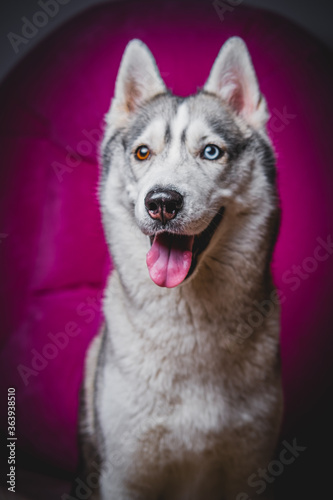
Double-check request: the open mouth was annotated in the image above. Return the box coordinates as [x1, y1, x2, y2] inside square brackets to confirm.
[146, 207, 225, 288]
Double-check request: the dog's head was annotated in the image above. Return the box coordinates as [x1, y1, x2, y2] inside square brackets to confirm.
[101, 38, 277, 288]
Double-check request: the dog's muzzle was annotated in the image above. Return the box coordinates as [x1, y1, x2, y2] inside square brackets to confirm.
[144, 186, 225, 288]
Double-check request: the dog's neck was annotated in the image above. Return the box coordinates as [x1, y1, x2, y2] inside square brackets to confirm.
[104, 202, 279, 332]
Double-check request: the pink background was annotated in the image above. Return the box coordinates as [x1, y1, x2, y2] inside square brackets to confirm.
[0, 0, 332, 472]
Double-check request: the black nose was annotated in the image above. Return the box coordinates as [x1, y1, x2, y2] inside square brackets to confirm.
[145, 188, 184, 224]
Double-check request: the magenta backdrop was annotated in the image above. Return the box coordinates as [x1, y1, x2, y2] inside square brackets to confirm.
[0, 0, 333, 471]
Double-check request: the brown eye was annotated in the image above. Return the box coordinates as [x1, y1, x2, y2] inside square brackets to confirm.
[135, 145, 150, 161]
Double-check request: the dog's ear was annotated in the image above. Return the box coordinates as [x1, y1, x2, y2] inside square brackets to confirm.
[204, 37, 268, 129]
[106, 39, 167, 130]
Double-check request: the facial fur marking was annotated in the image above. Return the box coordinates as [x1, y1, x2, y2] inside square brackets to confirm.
[172, 101, 190, 138]
[164, 123, 171, 145]
[181, 128, 187, 145]
[168, 101, 190, 162]
[132, 118, 167, 157]
[205, 117, 249, 162]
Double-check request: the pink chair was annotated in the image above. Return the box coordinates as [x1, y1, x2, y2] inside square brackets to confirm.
[0, 1, 332, 487]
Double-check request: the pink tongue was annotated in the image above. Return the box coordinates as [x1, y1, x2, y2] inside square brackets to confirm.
[146, 233, 194, 288]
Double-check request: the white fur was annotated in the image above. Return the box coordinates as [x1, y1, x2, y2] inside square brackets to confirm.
[133, 117, 167, 156]
[167, 101, 190, 163]
[81, 37, 282, 500]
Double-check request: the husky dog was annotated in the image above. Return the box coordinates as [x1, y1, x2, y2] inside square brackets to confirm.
[75, 37, 283, 500]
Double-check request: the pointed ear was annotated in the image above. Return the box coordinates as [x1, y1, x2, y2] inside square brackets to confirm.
[204, 37, 268, 129]
[106, 39, 167, 130]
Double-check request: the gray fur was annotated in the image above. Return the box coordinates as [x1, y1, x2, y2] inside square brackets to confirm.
[75, 37, 283, 500]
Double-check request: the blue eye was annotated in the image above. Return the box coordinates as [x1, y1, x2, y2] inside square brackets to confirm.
[201, 144, 224, 161]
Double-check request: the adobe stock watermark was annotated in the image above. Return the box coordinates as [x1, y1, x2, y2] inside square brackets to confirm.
[63, 453, 122, 500]
[268, 106, 296, 134]
[17, 291, 103, 386]
[7, 0, 72, 55]
[51, 63, 171, 183]
[236, 438, 306, 499]
[63, 401, 173, 499]
[66, 433, 306, 499]
[17, 321, 82, 386]
[52, 127, 103, 182]
[281, 235, 333, 291]
[225, 233, 333, 350]
[223, 288, 282, 352]
[212, 0, 244, 23]
[0, 233, 9, 244]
